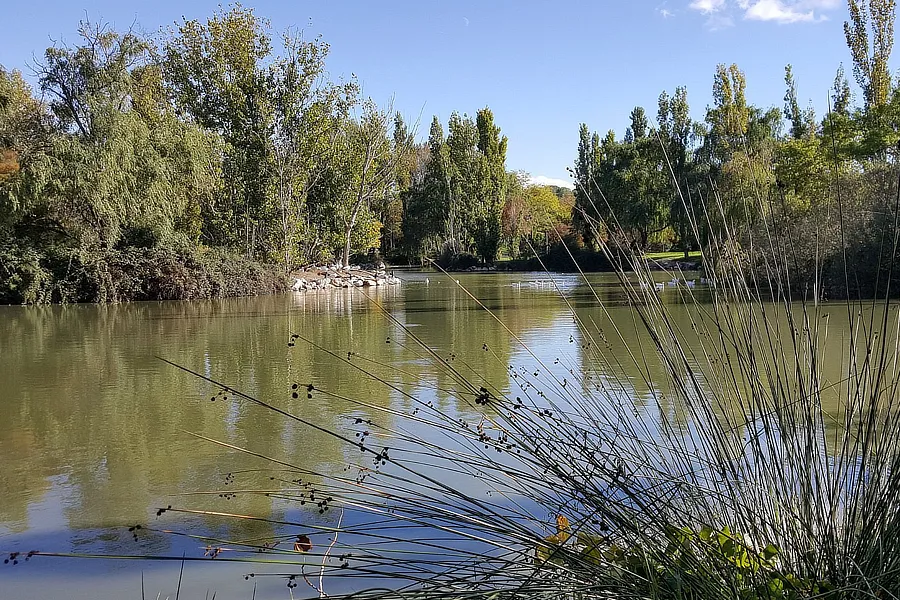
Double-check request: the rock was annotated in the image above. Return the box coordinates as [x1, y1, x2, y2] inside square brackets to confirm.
[291, 263, 402, 293]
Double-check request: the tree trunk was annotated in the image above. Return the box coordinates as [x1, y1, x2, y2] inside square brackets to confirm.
[343, 226, 352, 268]
[343, 198, 365, 268]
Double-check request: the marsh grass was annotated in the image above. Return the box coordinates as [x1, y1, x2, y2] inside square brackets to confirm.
[20, 141, 900, 600]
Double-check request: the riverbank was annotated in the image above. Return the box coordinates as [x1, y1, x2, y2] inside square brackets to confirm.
[0, 245, 287, 304]
[1, 243, 703, 305]
[489, 249, 703, 274]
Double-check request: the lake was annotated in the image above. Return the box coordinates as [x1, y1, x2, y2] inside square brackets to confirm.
[0, 271, 863, 599]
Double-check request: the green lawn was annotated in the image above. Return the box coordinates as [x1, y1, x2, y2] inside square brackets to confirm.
[644, 250, 702, 261]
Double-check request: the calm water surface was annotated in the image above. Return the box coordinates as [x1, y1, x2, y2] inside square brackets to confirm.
[0, 271, 862, 599]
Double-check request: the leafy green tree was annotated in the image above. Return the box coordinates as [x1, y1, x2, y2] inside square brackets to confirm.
[784, 64, 809, 140]
[401, 117, 448, 259]
[707, 64, 751, 162]
[628, 106, 648, 143]
[775, 137, 832, 211]
[380, 113, 415, 255]
[658, 86, 696, 256]
[0, 67, 53, 233]
[844, 0, 896, 111]
[716, 107, 781, 229]
[585, 128, 669, 251]
[832, 64, 853, 116]
[472, 108, 508, 262]
[502, 178, 570, 257]
[35, 22, 222, 249]
[500, 171, 527, 255]
[446, 112, 479, 252]
[524, 184, 570, 252]
[572, 123, 596, 246]
[162, 5, 274, 255]
[266, 31, 357, 267]
[309, 101, 407, 267]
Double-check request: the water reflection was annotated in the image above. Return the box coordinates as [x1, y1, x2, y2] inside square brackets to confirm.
[0, 272, 875, 598]
[0, 273, 575, 598]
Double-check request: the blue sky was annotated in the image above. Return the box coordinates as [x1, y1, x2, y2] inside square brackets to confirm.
[1, 0, 867, 187]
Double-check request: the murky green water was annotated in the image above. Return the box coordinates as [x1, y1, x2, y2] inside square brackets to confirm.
[0, 271, 871, 599]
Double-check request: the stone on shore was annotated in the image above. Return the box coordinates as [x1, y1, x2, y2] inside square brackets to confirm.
[289, 263, 402, 293]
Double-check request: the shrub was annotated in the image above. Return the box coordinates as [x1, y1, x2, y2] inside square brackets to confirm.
[0, 242, 52, 304]
[0, 245, 287, 304]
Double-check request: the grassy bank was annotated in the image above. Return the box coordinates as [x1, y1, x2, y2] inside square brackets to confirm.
[494, 248, 702, 273]
[0, 244, 287, 304]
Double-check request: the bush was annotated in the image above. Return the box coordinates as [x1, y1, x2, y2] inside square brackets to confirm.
[0, 245, 287, 304]
[0, 242, 53, 304]
[435, 249, 481, 271]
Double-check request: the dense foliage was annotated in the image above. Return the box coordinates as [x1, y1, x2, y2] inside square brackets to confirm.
[0, 7, 560, 303]
[6, 0, 900, 302]
[573, 0, 900, 297]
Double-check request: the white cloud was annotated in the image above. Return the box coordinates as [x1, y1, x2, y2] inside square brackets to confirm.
[688, 0, 733, 29]
[528, 175, 575, 190]
[798, 0, 840, 8]
[689, 0, 726, 13]
[688, 0, 836, 25]
[657, 2, 675, 18]
[742, 0, 816, 23]
[706, 13, 735, 28]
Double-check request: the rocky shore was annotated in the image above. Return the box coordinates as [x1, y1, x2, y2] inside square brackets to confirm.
[290, 263, 401, 292]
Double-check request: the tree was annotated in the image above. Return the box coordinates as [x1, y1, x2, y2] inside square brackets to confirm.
[35, 22, 221, 249]
[266, 31, 357, 267]
[707, 63, 751, 161]
[162, 5, 274, 255]
[658, 86, 696, 256]
[630, 106, 648, 141]
[715, 107, 781, 231]
[38, 21, 149, 139]
[524, 184, 570, 252]
[572, 123, 595, 245]
[401, 117, 448, 259]
[310, 101, 408, 268]
[775, 137, 831, 211]
[584, 127, 669, 251]
[784, 64, 809, 139]
[380, 112, 414, 255]
[832, 64, 853, 116]
[501, 171, 528, 256]
[472, 108, 508, 262]
[446, 112, 479, 252]
[0, 67, 53, 232]
[844, 0, 896, 111]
